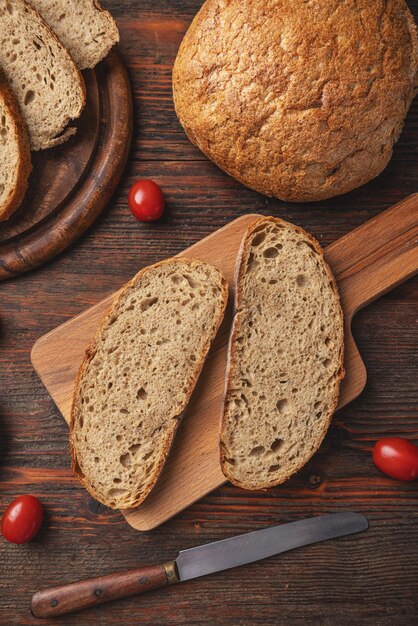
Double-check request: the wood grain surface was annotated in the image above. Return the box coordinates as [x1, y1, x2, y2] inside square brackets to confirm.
[30, 196, 418, 530]
[0, 1, 418, 624]
[0, 49, 132, 281]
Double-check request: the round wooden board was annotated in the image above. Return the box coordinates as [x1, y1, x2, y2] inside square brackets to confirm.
[0, 48, 132, 281]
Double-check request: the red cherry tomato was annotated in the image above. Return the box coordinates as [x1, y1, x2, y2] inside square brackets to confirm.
[373, 437, 418, 481]
[1, 495, 43, 544]
[128, 179, 165, 222]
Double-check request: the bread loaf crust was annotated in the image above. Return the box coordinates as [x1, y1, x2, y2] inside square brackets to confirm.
[220, 217, 344, 489]
[173, 0, 418, 202]
[70, 257, 228, 509]
[0, 69, 31, 221]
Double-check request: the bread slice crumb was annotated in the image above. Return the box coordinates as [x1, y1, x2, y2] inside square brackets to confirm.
[28, 0, 119, 69]
[0, 68, 31, 221]
[0, 0, 85, 151]
[220, 217, 344, 489]
[71, 258, 228, 509]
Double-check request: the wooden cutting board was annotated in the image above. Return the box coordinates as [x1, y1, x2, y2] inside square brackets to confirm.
[0, 49, 132, 281]
[31, 195, 418, 531]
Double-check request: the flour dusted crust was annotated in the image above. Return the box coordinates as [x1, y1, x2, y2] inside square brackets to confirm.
[173, 0, 418, 202]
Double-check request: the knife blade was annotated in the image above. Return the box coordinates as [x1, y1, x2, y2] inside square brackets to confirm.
[30, 512, 367, 618]
[176, 511, 368, 581]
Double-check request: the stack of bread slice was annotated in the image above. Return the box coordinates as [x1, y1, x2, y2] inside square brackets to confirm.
[0, 0, 119, 221]
[70, 218, 344, 509]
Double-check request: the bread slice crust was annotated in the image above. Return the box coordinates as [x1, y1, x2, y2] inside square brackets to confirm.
[220, 217, 344, 490]
[0, 0, 86, 151]
[0, 69, 31, 221]
[70, 257, 228, 509]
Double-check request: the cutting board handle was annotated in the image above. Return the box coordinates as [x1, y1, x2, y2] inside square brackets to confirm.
[325, 194, 418, 318]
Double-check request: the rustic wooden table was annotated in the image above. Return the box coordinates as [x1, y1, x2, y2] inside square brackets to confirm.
[1, 1, 417, 624]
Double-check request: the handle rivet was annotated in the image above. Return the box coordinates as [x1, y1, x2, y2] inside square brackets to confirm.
[94, 589, 102, 597]
[50, 599, 58, 608]
[140, 577, 147, 585]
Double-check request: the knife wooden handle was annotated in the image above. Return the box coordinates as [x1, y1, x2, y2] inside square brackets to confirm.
[30, 561, 178, 618]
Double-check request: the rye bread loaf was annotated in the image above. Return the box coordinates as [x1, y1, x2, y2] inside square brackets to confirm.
[220, 217, 344, 490]
[0, 68, 31, 220]
[0, 0, 85, 150]
[71, 258, 228, 509]
[28, 0, 119, 69]
[173, 0, 418, 202]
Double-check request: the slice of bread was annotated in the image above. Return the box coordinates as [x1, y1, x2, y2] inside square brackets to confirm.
[28, 0, 119, 70]
[220, 217, 344, 490]
[71, 258, 228, 509]
[0, 68, 31, 221]
[0, 0, 85, 150]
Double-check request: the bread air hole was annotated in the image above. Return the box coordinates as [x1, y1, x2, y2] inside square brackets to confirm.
[263, 247, 279, 259]
[108, 488, 128, 498]
[128, 443, 141, 454]
[183, 274, 198, 289]
[249, 445, 265, 457]
[296, 274, 307, 287]
[140, 297, 158, 311]
[248, 252, 258, 271]
[24, 90, 35, 106]
[252, 232, 266, 247]
[276, 399, 289, 413]
[137, 387, 147, 400]
[269, 464, 280, 473]
[120, 453, 131, 469]
[271, 438, 284, 453]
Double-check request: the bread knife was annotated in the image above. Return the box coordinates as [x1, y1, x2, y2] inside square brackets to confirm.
[31, 512, 367, 618]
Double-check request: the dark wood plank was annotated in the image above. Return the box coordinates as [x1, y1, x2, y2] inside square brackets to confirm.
[0, 1, 417, 625]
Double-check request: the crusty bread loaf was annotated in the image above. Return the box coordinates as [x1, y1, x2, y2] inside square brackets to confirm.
[173, 0, 418, 202]
[0, 68, 31, 221]
[220, 217, 344, 490]
[71, 258, 228, 509]
[28, 0, 119, 69]
[0, 0, 85, 150]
